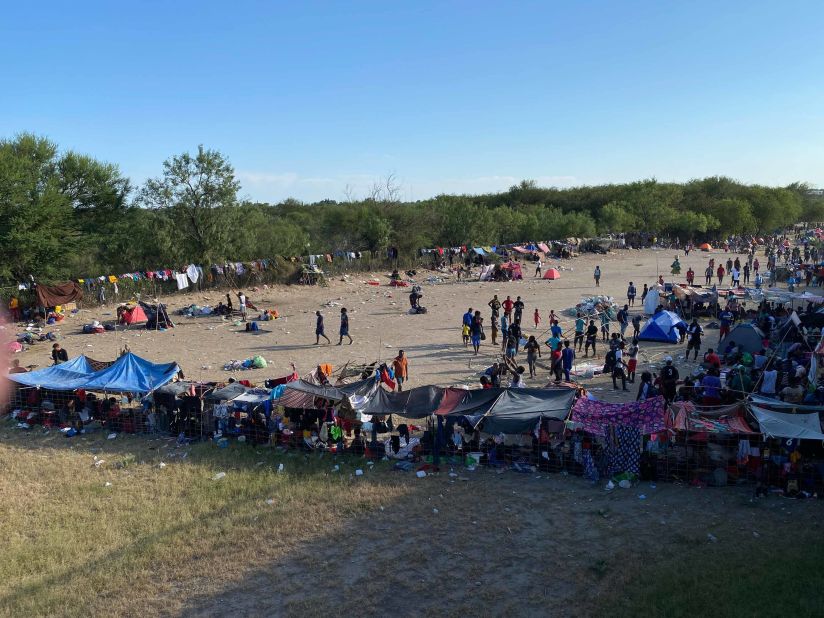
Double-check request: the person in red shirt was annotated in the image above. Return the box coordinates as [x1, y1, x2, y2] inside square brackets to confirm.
[703, 348, 721, 369]
[502, 296, 514, 319]
[717, 265, 725, 284]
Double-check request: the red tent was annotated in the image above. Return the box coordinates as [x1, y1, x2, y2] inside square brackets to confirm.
[119, 305, 148, 325]
[699, 243, 712, 251]
[542, 268, 561, 280]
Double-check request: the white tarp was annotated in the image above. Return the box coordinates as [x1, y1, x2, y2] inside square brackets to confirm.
[750, 405, 824, 440]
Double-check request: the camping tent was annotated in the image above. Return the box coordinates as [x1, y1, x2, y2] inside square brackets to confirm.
[638, 311, 687, 343]
[726, 323, 766, 354]
[119, 305, 148, 325]
[542, 268, 561, 280]
[699, 243, 713, 251]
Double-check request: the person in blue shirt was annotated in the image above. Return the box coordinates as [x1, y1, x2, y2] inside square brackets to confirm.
[561, 339, 575, 382]
[574, 314, 585, 351]
[550, 320, 563, 339]
[701, 368, 723, 406]
[718, 309, 733, 342]
[462, 307, 474, 329]
[545, 334, 561, 353]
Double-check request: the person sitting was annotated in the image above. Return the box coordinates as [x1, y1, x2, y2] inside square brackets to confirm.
[780, 378, 805, 403]
[722, 340, 741, 365]
[703, 348, 721, 370]
[51, 343, 68, 365]
[8, 359, 27, 374]
[700, 368, 723, 406]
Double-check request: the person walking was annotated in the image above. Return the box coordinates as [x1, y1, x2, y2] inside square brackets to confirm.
[593, 265, 601, 287]
[513, 296, 525, 323]
[600, 311, 610, 342]
[704, 265, 713, 285]
[337, 307, 353, 345]
[660, 356, 679, 404]
[686, 319, 703, 361]
[631, 313, 642, 338]
[392, 350, 409, 392]
[315, 310, 331, 344]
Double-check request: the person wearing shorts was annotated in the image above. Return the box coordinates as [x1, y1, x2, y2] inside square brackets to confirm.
[686, 319, 703, 361]
[584, 320, 598, 357]
[338, 307, 353, 345]
[574, 314, 585, 351]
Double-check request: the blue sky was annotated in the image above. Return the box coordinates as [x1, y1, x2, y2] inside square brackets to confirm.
[2, 1, 823, 202]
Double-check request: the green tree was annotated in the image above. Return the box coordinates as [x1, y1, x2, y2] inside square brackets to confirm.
[139, 146, 240, 262]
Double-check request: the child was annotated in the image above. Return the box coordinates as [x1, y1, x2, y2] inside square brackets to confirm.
[462, 323, 470, 347]
[626, 338, 639, 383]
[533, 308, 541, 329]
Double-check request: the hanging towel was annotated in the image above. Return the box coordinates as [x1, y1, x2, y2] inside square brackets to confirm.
[186, 264, 199, 283]
[176, 273, 189, 290]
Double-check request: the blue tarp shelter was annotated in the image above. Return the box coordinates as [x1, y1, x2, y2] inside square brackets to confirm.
[8, 356, 97, 390]
[9, 352, 180, 394]
[638, 311, 687, 343]
[473, 247, 486, 255]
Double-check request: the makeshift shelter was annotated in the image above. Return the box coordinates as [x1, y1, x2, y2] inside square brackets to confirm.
[119, 305, 148, 326]
[82, 353, 180, 393]
[440, 387, 576, 434]
[726, 323, 767, 354]
[8, 355, 98, 390]
[542, 268, 561, 280]
[750, 405, 824, 440]
[643, 286, 662, 315]
[699, 243, 712, 251]
[638, 311, 686, 343]
[140, 301, 174, 329]
[669, 401, 757, 434]
[570, 396, 666, 436]
[35, 282, 83, 307]
[538, 242, 551, 254]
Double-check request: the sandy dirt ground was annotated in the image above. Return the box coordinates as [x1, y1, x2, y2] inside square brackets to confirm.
[13, 248, 748, 402]
[178, 470, 820, 618]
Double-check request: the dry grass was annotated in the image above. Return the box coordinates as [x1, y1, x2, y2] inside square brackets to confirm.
[0, 424, 409, 617]
[3, 422, 823, 618]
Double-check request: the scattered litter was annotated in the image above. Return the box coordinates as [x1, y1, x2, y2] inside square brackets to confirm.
[107, 433, 117, 440]
[355, 469, 364, 476]
[265, 498, 275, 505]
[707, 533, 718, 543]
[277, 463, 284, 473]
[158, 462, 167, 469]
[212, 472, 226, 481]
[638, 494, 647, 500]
[104, 482, 112, 487]
[432, 508, 439, 514]
[93, 460, 105, 468]
[416, 470, 427, 478]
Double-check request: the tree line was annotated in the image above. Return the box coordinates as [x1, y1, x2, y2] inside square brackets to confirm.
[1, 133, 822, 284]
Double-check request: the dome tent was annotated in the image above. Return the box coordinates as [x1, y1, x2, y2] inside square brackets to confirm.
[699, 243, 712, 251]
[542, 268, 561, 280]
[638, 311, 687, 344]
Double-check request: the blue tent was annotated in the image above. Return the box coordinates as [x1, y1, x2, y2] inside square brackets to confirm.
[9, 356, 97, 390]
[9, 352, 180, 394]
[638, 311, 687, 343]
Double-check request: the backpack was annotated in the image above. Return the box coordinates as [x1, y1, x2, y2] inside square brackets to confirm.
[604, 350, 616, 373]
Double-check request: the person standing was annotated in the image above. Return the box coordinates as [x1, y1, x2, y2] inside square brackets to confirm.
[743, 262, 751, 285]
[716, 264, 725, 285]
[686, 319, 703, 361]
[561, 339, 575, 382]
[470, 311, 484, 355]
[584, 320, 598, 357]
[660, 356, 679, 404]
[533, 308, 541, 329]
[338, 307, 353, 345]
[8, 296, 20, 322]
[574, 313, 586, 352]
[513, 296, 525, 324]
[500, 313, 509, 351]
[600, 311, 610, 342]
[392, 350, 409, 392]
[488, 295, 501, 320]
[631, 313, 642, 338]
[612, 344, 628, 391]
[524, 335, 541, 378]
[641, 283, 649, 303]
[509, 319, 522, 354]
[237, 291, 247, 322]
[593, 265, 601, 287]
[535, 258, 543, 278]
[315, 311, 331, 344]
[617, 305, 629, 338]
[502, 296, 514, 320]
[627, 282, 636, 306]
[704, 265, 713, 285]
[626, 338, 639, 383]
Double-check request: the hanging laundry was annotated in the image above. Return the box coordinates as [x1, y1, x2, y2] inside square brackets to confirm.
[186, 264, 200, 284]
[176, 273, 189, 290]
